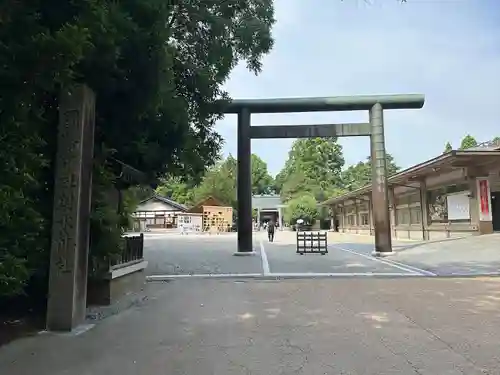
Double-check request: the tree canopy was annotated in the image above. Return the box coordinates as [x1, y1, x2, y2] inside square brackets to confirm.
[459, 135, 478, 150]
[443, 142, 453, 153]
[1, 0, 276, 299]
[278, 138, 345, 201]
[341, 154, 400, 192]
[156, 153, 275, 208]
[284, 194, 319, 226]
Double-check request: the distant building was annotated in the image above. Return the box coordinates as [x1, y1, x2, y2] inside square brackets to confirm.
[133, 195, 187, 231]
[322, 139, 500, 240]
[185, 196, 233, 233]
[252, 194, 287, 229]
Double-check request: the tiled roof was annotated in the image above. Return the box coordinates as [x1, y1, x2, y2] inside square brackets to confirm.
[252, 194, 283, 209]
[139, 195, 188, 211]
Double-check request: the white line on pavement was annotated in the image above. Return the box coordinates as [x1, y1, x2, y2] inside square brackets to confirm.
[147, 273, 263, 280]
[378, 257, 437, 276]
[268, 272, 421, 278]
[146, 272, 422, 281]
[331, 245, 435, 276]
[259, 240, 271, 276]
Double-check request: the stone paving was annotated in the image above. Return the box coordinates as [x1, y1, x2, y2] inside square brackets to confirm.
[2, 277, 500, 374]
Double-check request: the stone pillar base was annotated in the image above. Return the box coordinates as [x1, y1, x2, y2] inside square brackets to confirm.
[372, 250, 396, 257]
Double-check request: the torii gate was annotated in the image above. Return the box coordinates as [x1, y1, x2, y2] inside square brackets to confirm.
[224, 94, 425, 256]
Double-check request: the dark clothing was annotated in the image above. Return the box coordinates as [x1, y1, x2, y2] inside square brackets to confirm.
[267, 221, 275, 242]
[267, 222, 275, 233]
[268, 231, 274, 242]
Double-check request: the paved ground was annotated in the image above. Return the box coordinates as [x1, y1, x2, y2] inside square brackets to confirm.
[389, 233, 500, 276]
[144, 231, 500, 278]
[3, 233, 500, 374]
[2, 277, 500, 374]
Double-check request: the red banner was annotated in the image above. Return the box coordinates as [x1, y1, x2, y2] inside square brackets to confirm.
[479, 180, 490, 214]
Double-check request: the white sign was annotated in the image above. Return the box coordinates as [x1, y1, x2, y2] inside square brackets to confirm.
[446, 191, 470, 220]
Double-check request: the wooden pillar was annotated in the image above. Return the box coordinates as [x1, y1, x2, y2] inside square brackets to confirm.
[389, 187, 396, 238]
[419, 180, 429, 240]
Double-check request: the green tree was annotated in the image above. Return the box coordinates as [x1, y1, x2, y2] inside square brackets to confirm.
[443, 142, 453, 153]
[284, 194, 319, 226]
[459, 135, 478, 150]
[341, 154, 400, 192]
[278, 138, 345, 201]
[155, 177, 195, 205]
[192, 155, 238, 207]
[0, 0, 275, 298]
[190, 153, 275, 208]
[251, 154, 275, 195]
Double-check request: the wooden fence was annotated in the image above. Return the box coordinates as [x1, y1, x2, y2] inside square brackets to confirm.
[111, 234, 144, 268]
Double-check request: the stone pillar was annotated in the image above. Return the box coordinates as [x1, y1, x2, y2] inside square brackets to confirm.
[419, 180, 429, 240]
[475, 177, 493, 234]
[369, 103, 393, 255]
[256, 208, 261, 230]
[46, 85, 95, 331]
[235, 107, 254, 254]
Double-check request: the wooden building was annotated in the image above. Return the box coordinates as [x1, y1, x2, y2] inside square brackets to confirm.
[323, 141, 500, 241]
[133, 195, 187, 230]
[186, 196, 233, 233]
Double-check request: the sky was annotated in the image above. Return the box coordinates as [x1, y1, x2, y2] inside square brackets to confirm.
[215, 0, 500, 177]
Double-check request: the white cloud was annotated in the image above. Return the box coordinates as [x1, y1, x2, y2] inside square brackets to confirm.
[216, 0, 500, 175]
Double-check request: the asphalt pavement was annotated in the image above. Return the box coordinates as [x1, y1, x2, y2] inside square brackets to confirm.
[144, 231, 500, 279]
[3, 232, 500, 374]
[144, 232, 430, 279]
[3, 277, 500, 374]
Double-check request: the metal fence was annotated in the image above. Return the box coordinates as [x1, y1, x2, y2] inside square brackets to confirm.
[296, 231, 328, 255]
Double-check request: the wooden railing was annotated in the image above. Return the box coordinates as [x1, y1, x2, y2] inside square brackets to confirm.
[111, 234, 144, 268]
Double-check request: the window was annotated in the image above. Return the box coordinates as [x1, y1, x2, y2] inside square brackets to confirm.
[358, 202, 369, 212]
[427, 183, 469, 223]
[410, 207, 421, 224]
[181, 216, 191, 224]
[360, 213, 369, 226]
[347, 215, 355, 226]
[396, 208, 410, 225]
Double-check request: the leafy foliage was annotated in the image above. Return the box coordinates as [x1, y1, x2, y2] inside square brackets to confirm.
[0, 0, 275, 299]
[278, 138, 345, 201]
[156, 177, 195, 206]
[459, 135, 478, 150]
[251, 154, 275, 195]
[192, 155, 238, 207]
[443, 142, 453, 153]
[341, 154, 400, 192]
[284, 194, 319, 225]
[156, 153, 275, 209]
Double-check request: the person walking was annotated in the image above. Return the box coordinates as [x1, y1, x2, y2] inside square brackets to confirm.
[267, 219, 276, 242]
